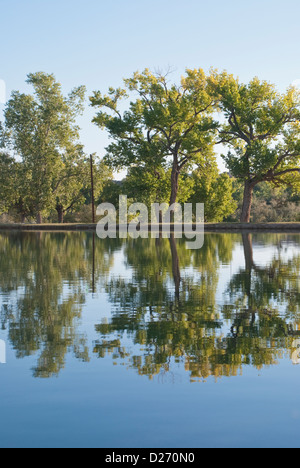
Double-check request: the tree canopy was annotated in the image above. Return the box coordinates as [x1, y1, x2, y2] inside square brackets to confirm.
[209, 72, 300, 222]
[0, 69, 299, 224]
[1, 72, 87, 222]
[90, 68, 218, 209]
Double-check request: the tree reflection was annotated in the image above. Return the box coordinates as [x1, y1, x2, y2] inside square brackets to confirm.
[95, 232, 300, 381]
[95, 233, 235, 380]
[0, 232, 121, 377]
[220, 233, 300, 373]
[1, 231, 300, 380]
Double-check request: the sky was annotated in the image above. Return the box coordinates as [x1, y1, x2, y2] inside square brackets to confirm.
[1, 0, 300, 177]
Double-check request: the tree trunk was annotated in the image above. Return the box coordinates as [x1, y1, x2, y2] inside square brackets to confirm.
[20, 214, 26, 224]
[36, 212, 43, 224]
[242, 232, 254, 308]
[242, 233, 254, 271]
[169, 234, 181, 301]
[240, 181, 255, 223]
[169, 164, 180, 207]
[155, 191, 163, 233]
[169, 163, 180, 225]
[56, 205, 64, 224]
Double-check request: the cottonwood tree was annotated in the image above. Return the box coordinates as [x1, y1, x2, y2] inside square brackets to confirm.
[209, 72, 300, 222]
[90, 68, 218, 209]
[1, 72, 86, 223]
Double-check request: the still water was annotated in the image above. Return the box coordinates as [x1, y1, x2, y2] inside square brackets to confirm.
[0, 231, 300, 448]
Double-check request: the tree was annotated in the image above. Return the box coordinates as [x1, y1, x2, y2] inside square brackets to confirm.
[123, 166, 194, 211]
[0, 152, 36, 222]
[189, 161, 237, 222]
[209, 72, 300, 222]
[53, 150, 112, 223]
[1, 72, 86, 223]
[250, 184, 300, 223]
[90, 68, 218, 210]
[0, 152, 19, 215]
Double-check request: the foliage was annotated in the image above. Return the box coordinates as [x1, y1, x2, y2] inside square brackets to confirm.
[189, 162, 237, 222]
[209, 72, 300, 221]
[90, 68, 218, 207]
[123, 166, 194, 209]
[0, 152, 20, 214]
[1, 72, 86, 222]
[0, 69, 299, 224]
[229, 180, 300, 222]
[54, 154, 112, 222]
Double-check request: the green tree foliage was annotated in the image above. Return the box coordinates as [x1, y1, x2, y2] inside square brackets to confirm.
[123, 166, 194, 210]
[230, 180, 300, 222]
[0, 152, 20, 214]
[1, 72, 86, 223]
[189, 162, 237, 222]
[0, 152, 36, 221]
[90, 68, 218, 208]
[0, 69, 299, 225]
[250, 185, 300, 223]
[54, 153, 112, 223]
[209, 72, 300, 222]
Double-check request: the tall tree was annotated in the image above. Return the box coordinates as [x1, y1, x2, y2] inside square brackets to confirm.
[209, 72, 300, 222]
[90, 69, 218, 209]
[1, 72, 86, 223]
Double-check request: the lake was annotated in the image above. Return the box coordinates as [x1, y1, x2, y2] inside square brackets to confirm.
[0, 231, 300, 448]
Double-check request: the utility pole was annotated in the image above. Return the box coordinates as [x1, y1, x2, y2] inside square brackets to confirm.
[90, 154, 95, 224]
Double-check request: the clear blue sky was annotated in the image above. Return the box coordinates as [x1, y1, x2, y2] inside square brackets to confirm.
[1, 0, 300, 175]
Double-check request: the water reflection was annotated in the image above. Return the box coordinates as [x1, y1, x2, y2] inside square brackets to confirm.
[0, 233, 122, 377]
[0, 231, 300, 380]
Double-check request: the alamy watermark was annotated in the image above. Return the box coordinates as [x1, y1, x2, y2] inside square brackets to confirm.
[0, 340, 6, 364]
[96, 196, 205, 250]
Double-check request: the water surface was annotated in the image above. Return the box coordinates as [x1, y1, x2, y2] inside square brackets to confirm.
[0, 231, 300, 448]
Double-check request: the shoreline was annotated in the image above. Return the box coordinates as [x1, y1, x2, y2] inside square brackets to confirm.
[0, 222, 300, 232]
